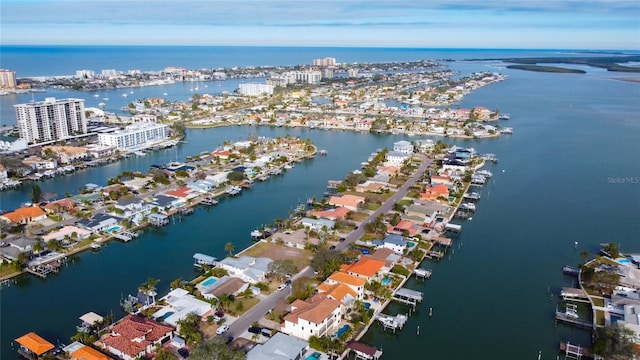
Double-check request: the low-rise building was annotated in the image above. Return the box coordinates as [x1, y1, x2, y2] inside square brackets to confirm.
[246, 332, 308, 360]
[282, 294, 342, 340]
[217, 256, 273, 283]
[328, 194, 365, 211]
[98, 315, 173, 360]
[0, 206, 47, 225]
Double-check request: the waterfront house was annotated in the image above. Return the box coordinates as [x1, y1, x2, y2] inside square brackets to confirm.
[69, 344, 112, 360]
[205, 276, 249, 300]
[187, 179, 216, 193]
[387, 220, 421, 237]
[42, 226, 91, 243]
[246, 332, 309, 360]
[152, 288, 213, 327]
[419, 184, 450, 201]
[217, 256, 273, 283]
[149, 195, 181, 213]
[15, 332, 55, 359]
[328, 194, 365, 211]
[430, 174, 453, 186]
[42, 145, 89, 164]
[406, 201, 448, 222]
[0, 206, 47, 225]
[384, 151, 410, 166]
[341, 257, 386, 282]
[301, 217, 335, 232]
[366, 248, 402, 269]
[164, 187, 196, 201]
[355, 180, 391, 193]
[114, 197, 146, 218]
[98, 315, 173, 360]
[77, 213, 122, 233]
[375, 234, 409, 254]
[317, 282, 359, 308]
[42, 199, 77, 214]
[321, 271, 366, 299]
[121, 176, 152, 191]
[414, 139, 435, 152]
[393, 140, 413, 155]
[309, 206, 350, 221]
[441, 159, 466, 174]
[282, 294, 343, 341]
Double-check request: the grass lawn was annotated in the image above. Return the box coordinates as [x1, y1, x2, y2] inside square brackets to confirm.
[595, 309, 605, 326]
[351, 212, 370, 222]
[240, 241, 311, 272]
[0, 263, 19, 278]
[228, 297, 261, 317]
[592, 297, 605, 307]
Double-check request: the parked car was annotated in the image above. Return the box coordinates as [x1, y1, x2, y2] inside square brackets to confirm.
[216, 324, 229, 335]
[248, 326, 262, 334]
[177, 348, 189, 358]
[277, 283, 287, 291]
[284, 279, 292, 286]
[214, 311, 224, 321]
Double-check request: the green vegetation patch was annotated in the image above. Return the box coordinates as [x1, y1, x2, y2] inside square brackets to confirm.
[506, 65, 586, 74]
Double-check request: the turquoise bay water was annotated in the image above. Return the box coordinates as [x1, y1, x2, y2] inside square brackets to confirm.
[0, 48, 639, 359]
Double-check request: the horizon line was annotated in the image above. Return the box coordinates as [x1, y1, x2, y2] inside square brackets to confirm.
[1, 44, 639, 52]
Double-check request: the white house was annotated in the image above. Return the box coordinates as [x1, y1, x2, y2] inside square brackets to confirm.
[393, 140, 413, 155]
[301, 218, 335, 232]
[281, 294, 343, 340]
[377, 234, 408, 254]
[217, 256, 273, 283]
[152, 288, 213, 327]
[385, 151, 410, 165]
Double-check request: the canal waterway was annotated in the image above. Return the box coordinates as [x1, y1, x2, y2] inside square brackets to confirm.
[1, 57, 639, 359]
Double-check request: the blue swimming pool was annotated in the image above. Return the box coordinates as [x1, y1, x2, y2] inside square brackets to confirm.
[156, 311, 174, 321]
[305, 352, 321, 360]
[201, 277, 217, 286]
[104, 225, 121, 233]
[616, 258, 631, 265]
[381, 277, 392, 285]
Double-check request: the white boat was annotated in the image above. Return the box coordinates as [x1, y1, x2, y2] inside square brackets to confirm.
[134, 151, 146, 156]
[500, 127, 513, 134]
[91, 243, 102, 249]
[122, 93, 128, 97]
[476, 170, 493, 178]
[103, 97, 109, 101]
[250, 230, 263, 238]
[93, 94, 100, 98]
[163, 92, 168, 96]
[284, 164, 293, 170]
[565, 309, 579, 319]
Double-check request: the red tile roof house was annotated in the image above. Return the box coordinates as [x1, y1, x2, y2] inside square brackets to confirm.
[386, 219, 422, 237]
[97, 315, 173, 360]
[419, 184, 450, 201]
[0, 206, 47, 225]
[340, 257, 386, 282]
[42, 199, 77, 214]
[328, 194, 365, 212]
[309, 206, 350, 221]
[281, 294, 343, 340]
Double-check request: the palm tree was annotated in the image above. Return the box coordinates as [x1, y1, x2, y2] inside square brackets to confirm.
[32, 241, 45, 257]
[224, 242, 235, 257]
[139, 277, 160, 305]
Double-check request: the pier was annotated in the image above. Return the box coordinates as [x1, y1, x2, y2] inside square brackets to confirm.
[413, 268, 432, 279]
[148, 213, 170, 227]
[178, 207, 194, 215]
[392, 288, 423, 310]
[444, 223, 462, 233]
[346, 341, 383, 360]
[426, 250, 444, 259]
[376, 313, 408, 332]
[560, 342, 591, 359]
[562, 266, 580, 276]
[560, 288, 590, 303]
[193, 253, 217, 268]
[555, 310, 593, 329]
[201, 197, 219, 206]
[111, 231, 140, 242]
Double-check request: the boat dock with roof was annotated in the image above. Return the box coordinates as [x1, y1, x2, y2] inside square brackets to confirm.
[376, 313, 408, 332]
[560, 342, 591, 360]
[392, 288, 423, 309]
[346, 341, 383, 360]
[413, 268, 432, 279]
[193, 253, 217, 268]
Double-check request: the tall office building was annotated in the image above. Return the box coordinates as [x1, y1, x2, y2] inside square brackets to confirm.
[312, 57, 337, 67]
[14, 97, 87, 144]
[0, 69, 17, 89]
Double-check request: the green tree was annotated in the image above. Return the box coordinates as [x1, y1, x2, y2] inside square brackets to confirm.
[224, 242, 235, 257]
[155, 349, 178, 360]
[267, 259, 298, 281]
[310, 247, 344, 278]
[227, 171, 246, 182]
[593, 323, 639, 359]
[138, 277, 160, 305]
[189, 336, 246, 360]
[177, 312, 203, 346]
[30, 184, 43, 204]
[47, 239, 62, 252]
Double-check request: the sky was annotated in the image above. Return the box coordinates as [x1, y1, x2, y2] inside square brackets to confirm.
[1, 0, 639, 49]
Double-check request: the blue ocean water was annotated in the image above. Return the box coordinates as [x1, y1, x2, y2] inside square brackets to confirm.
[0, 46, 638, 359]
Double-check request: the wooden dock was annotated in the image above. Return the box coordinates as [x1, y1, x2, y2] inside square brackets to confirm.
[560, 288, 590, 303]
[555, 311, 593, 329]
[426, 250, 444, 259]
[392, 288, 423, 310]
[413, 268, 432, 279]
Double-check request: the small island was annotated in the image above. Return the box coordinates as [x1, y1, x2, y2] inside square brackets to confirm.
[506, 64, 586, 74]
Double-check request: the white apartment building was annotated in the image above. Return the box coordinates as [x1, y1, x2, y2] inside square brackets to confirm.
[100, 69, 118, 77]
[0, 69, 17, 89]
[393, 140, 414, 154]
[75, 70, 95, 78]
[97, 121, 168, 151]
[347, 68, 359, 78]
[238, 83, 274, 96]
[287, 70, 322, 84]
[14, 97, 87, 144]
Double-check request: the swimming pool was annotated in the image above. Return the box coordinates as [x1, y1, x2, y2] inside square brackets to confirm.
[201, 277, 217, 287]
[381, 277, 392, 285]
[616, 258, 631, 265]
[305, 352, 321, 360]
[104, 225, 121, 233]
